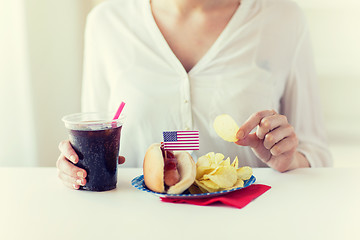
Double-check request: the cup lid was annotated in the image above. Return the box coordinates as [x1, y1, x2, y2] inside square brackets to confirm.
[62, 112, 125, 131]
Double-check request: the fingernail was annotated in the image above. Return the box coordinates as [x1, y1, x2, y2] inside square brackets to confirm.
[70, 155, 77, 163]
[73, 184, 79, 189]
[76, 179, 83, 186]
[77, 171, 84, 178]
[237, 130, 244, 139]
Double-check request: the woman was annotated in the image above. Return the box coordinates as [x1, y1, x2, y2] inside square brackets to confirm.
[57, 0, 332, 189]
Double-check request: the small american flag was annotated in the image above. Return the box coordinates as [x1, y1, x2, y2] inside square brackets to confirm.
[162, 131, 199, 151]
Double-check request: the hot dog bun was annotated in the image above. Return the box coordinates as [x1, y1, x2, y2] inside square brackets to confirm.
[143, 143, 196, 194]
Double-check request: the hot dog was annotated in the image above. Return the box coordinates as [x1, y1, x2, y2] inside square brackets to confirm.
[162, 149, 181, 187]
[143, 143, 196, 194]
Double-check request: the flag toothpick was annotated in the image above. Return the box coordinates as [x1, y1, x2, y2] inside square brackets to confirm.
[162, 131, 199, 151]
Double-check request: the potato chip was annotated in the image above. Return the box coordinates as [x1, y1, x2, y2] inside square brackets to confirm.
[214, 153, 225, 164]
[225, 178, 244, 190]
[195, 179, 219, 193]
[231, 156, 239, 169]
[188, 184, 203, 194]
[213, 114, 239, 142]
[204, 166, 237, 189]
[190, 152, 253, 194]
[234, 178, 244, 188]
[219, 157, 230, 167]
[196, 155, 212, 168]
[196, 166, 216, 180]
[197, 185, 210, 193]
[237, 166, 253, 180]
[201, 167, 218, 180]
[205, 152, 215, 158]
[202, 179, 221, 191]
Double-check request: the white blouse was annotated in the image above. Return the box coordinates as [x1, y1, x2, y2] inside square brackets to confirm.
[81, 0, 333, 168]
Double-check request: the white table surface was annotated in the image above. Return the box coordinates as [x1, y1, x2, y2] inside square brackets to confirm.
[1, 167, 359, 240]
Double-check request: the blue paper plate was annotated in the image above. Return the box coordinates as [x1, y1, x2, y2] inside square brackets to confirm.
[131, 175, 256, 199]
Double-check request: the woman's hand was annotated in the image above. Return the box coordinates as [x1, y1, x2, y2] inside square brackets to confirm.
[57, 140, 126, 189]
[235, 110, 309, 172]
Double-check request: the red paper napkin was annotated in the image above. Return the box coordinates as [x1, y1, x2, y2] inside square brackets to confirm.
[160, 184, 271, 209]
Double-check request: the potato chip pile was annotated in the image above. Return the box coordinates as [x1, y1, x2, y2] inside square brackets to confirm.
[189, 152, 253, 194]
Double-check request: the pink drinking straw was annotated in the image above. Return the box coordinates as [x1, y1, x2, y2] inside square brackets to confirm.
[111, 102, 125, 128]
[113, 101, 126, 120]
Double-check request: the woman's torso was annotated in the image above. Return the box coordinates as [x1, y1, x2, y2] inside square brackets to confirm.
[83, 0, 305, 167]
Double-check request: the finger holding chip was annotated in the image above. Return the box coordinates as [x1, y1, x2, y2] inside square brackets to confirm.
[234, 110, 300, 172]
[236, 110, 277, 140]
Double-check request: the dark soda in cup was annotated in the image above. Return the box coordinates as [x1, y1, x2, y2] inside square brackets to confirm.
[62, 112, 124, 191]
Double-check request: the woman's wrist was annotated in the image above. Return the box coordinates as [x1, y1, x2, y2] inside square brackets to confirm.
[289, 151, 310, 171]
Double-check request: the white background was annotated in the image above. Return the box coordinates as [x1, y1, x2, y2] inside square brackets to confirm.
[0, 0, 359, 167]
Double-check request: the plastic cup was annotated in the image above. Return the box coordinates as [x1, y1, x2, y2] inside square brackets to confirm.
[62, 112, 125, 191]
